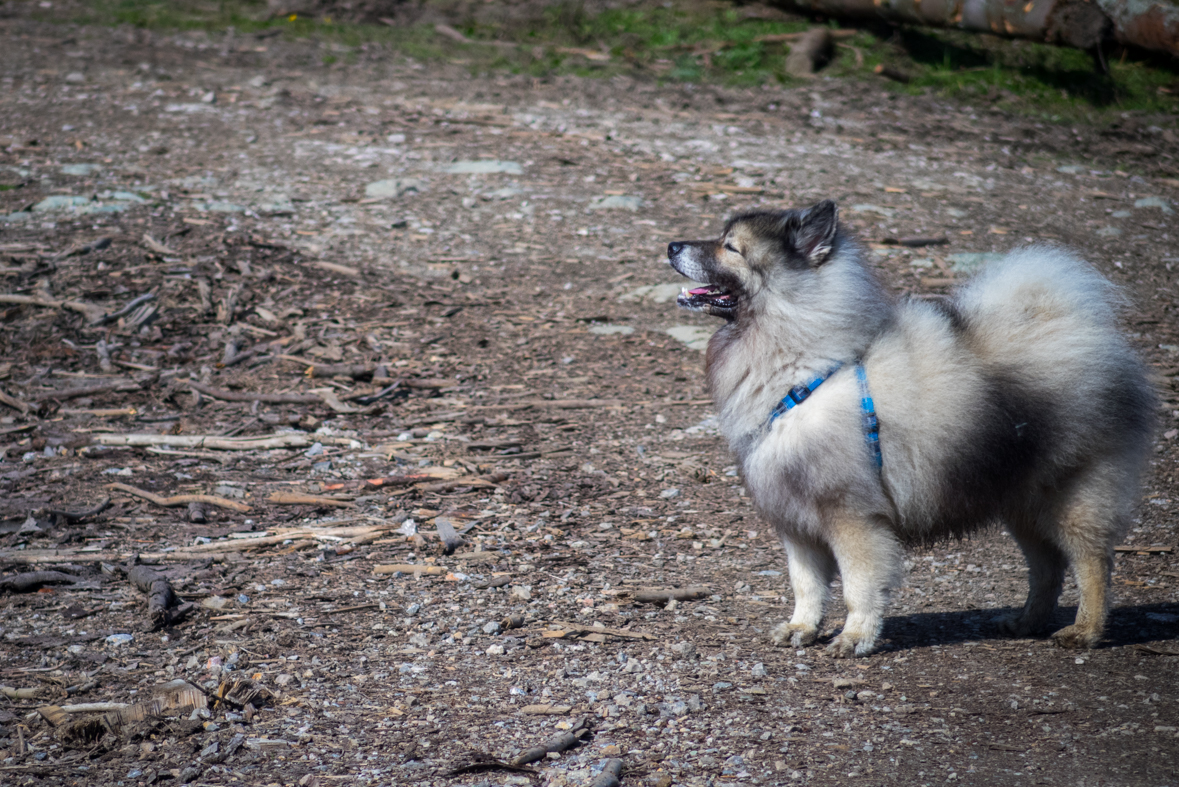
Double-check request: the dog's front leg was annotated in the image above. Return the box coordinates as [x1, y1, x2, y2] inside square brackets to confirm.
[771, 535, 837, 648]
[825, 514, 903, 657]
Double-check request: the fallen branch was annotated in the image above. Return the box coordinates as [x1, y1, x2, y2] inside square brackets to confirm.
[1114, 545, 1173, 553]
[108, 482, 250, 513]
[127, 564, 194, 630]
[543, 621, 657, 641]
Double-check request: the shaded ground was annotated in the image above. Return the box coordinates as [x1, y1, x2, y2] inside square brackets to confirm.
[1, 14, 1178, 787]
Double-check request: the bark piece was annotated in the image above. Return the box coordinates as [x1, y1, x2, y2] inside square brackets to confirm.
[128, 564, 193, 630]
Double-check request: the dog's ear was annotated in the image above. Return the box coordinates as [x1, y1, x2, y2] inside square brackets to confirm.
[792, 200, 839, 265]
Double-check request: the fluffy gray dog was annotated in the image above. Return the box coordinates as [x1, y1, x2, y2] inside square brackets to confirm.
[667, 200, 1155, 656]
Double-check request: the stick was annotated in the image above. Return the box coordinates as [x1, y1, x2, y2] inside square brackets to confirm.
[127, 564, 193, 630]
[633, 587, 710, 604]
[0, 571, 86, 594]
[0, 388, 31, 414]
[187, 382, 323, 405]
[0, 294, 104, 322]
[93, 293, 154, 327]
[590, 759, 624, 787]
[267, 492, 355, 508]
[46, 496, 111, 523]
[28, 380, 144, 402]
[511, 716, 592, 766]
[91, 433, 314, 450]
[108, 483, 250, 513]
[372, 564, 447, 575]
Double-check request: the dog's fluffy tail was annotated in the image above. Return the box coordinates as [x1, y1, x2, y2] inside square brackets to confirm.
[955, 245, 1155, 454]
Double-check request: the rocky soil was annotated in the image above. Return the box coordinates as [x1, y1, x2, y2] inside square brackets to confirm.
[0, 14, 1177, 787]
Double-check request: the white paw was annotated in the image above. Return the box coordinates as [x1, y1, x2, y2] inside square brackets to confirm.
[825, 624, 880, 658]
[771, 621, 818, 648]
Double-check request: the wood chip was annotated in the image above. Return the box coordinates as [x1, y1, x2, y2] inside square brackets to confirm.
[373, 564, 447, 575]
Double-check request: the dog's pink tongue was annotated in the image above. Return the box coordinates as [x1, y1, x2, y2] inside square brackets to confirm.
[688, 287, 712, 296]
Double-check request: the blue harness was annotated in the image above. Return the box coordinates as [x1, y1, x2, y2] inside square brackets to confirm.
[769, 361, 883, 470]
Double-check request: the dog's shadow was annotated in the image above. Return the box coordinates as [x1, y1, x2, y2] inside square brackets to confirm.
[873, 602, 1179, 652]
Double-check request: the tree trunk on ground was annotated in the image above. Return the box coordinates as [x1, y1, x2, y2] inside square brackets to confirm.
[773, 0, 1179, 57]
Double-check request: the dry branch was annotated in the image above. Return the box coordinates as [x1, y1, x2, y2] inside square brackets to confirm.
[108, 482, 251, 513]
[0, 293, 104, 322]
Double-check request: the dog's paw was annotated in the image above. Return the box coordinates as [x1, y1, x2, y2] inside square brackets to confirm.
[824, 632, 877, 658]
[1050, 624, 1100, 650]
[771, 622, 818, 648]
[997, 614, 1042, 639]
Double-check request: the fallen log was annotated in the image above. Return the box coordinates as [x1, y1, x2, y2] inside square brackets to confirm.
[773, 0, 1179, 56]
[784, 27, 832, 77]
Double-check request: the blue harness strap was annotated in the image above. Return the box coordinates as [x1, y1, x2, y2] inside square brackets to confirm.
[768, 361, 883, 470]
[855, 364, 883, 469]
[768, 362, 844, 423]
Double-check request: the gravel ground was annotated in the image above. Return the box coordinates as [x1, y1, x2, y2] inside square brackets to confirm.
[0, 15, 1177, 787]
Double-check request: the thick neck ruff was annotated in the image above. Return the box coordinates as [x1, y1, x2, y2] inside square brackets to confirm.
[769, 362, 882, 470]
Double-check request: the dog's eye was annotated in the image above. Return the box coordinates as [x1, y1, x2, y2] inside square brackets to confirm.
[723, 242, 740, 255]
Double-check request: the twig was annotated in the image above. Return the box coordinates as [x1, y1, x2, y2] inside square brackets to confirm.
[267, 492, 355, 508]
[108, 482, 250, 513]
[27, 379, 144, 402]
[0, 294, 104, 323]
[0, 388, 31, 414]
[93, 292, 155, 327]
[633, 587, 711, 603]
[188, 381, 323, 405]
[46, 496, 112, 523]
[91, 433, 316, 450]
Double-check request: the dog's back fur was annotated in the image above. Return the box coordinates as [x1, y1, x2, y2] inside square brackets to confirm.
[667, 202, 1156, 656]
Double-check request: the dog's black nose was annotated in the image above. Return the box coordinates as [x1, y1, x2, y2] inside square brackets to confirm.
[667, 242, 684, 258]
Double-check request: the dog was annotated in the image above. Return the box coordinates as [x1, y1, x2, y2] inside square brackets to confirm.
[666, 200, 1155, 656]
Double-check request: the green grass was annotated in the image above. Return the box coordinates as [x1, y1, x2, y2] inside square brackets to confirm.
[52, 1, 1179, 121]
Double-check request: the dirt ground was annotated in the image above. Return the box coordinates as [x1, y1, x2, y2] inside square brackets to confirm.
[1, 12, 1178, 787]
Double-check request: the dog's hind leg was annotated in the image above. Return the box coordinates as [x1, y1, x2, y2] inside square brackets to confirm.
[1000, 524, 1067, 638]
[771, 535, 837, 648]
[824, 514, 904, 658]
[1049, 478, 1127, 650]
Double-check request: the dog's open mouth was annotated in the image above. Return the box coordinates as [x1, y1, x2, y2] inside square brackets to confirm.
[677, 285, 736, 315]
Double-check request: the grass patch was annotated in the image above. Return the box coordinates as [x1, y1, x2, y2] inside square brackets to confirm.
[54, 1, 1179, 120]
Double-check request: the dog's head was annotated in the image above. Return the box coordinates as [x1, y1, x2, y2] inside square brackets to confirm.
[667, 200, 842, 321]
